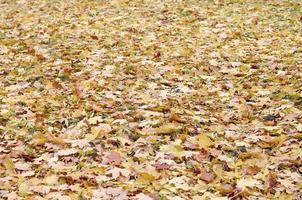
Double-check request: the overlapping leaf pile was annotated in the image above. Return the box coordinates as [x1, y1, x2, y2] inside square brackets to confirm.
[0, 0, 301, 199]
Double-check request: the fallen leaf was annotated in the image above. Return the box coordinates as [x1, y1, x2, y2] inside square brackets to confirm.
[105, 152, 124, 165]
[15, 162, 32, 171]
[31, 132, 47, 146]
[88, 124, 112, 140]
[137, 172, 156, 184]
[218, 184, 234, 195]
[18, 182, 30, 196]
[44, 175, 59, 185]
[155, 123, 182, 135]
[200, 172, 216, 183]
[107, 167, 131, 179]
[4, 158, 15, 174]
[45, 132, 66, 145]
[237, 178, 262, 189]
[196, 134, 214, 149]
[135, 193, 154, 200]
[169, 176, 190, 190]
[57, 148, 78, 156]
[154, 162, 172, 170]
[283, 113, 299, 121]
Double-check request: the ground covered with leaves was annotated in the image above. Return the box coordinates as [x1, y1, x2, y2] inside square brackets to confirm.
[0, 0, 302, 199]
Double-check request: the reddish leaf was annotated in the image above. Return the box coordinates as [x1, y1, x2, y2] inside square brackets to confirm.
[91, 35, 99, 40]
[154, 163, 172, 170]
[106, 152, 123, 165]
[200, 172, 215, 183]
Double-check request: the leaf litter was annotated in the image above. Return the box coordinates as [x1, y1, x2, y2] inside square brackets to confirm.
[0, 0, 302, 199]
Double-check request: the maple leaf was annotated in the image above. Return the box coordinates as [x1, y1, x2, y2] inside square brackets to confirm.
[105, 152, 124, 165]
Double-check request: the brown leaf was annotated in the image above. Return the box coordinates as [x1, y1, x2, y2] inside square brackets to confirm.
[153, 51, 161, 58]
[169, 111, 186, 123]
[265, 172, 279, 191]
[194, 149, 209, 162]
[75, 82, 83, 99]
[91, 35, 99, 40]
[52, 81, 63, 89]
[241, 166, 260, 175]
[200, 172, 215, 183]
[46, 132, 66, 145]
[154, 163, 172, 170]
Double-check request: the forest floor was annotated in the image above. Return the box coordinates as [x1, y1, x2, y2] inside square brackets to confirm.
[0, 0, 302, 199]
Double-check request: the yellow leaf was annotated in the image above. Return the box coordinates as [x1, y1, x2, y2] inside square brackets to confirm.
[137, 172, 155, 184]
[0, 38, 17, 46]
[32, 132, 47, 146]
[44, 175, 59, 185]
[171, 145, 184, 158]
[271, 135, 288, 147]
[87, 125, 110, 140]
[91, 126, 103, 137]
[19, 182, 30, 196]
[182, 47, 193, 58]
[156, 123, 182, 135]
[279, 194, 295, 200]
[197, 134, 213, 148]
[86, 133, 98, 141]
[4, 158, 15, 174]
[89, 166, 106, 174]
[213, 164, 224, 177]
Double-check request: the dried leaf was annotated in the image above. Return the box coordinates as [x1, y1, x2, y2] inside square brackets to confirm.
[105, 152, 123, 165]
[57, 148, 78, 156]
[196, 134, 214, 149]
[155, 123, 182, 135]
[4, 158, 15, 174]
[200, 172, 215, 183]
